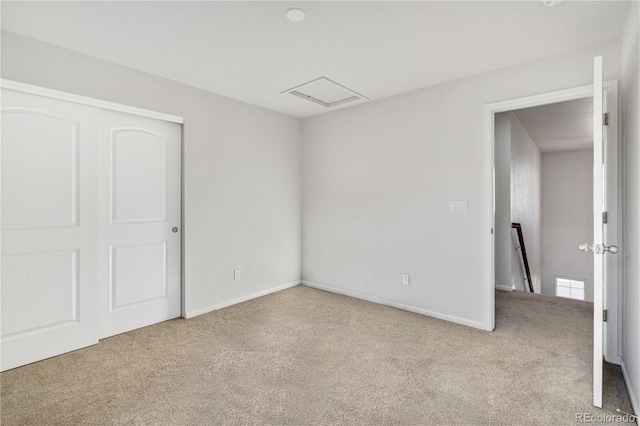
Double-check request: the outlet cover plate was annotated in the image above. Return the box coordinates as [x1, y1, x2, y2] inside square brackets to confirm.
[450, 200, 468, 213]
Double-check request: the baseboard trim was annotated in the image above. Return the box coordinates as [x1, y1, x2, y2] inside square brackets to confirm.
[302, 280, 486, 330]
[184, 281, 301, 319]
[495, 285, 513, 292]
[621, 357, 639, 420]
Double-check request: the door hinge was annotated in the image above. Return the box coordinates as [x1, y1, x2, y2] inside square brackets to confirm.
[603, 309, 608, 322]
[603, 113, 609, 126]
[603, 211, 608, 224]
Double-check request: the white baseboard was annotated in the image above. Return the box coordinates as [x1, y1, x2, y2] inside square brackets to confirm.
[184, 281, 301, 319]
[621, 357, 639, 420]
[495, 285, 513, 292]
[302, 280, 486, 330]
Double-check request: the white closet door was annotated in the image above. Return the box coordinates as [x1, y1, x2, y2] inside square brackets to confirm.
[99, 109, 181, 338]
[1, 89, 100, 371]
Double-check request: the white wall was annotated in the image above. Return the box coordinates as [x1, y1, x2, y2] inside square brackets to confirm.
[494, 111, 542, 294]
[621, 1, 640, 414]
[510, 114, 542, 293]
[1, 27, 630, 343]
[0, 30, 303, 318]
[540, 149, 594, 302]
[302, 40, 621, 329]
[494, 113, 512, 291]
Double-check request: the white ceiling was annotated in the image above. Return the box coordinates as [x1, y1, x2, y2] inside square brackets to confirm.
[513, 98, 593, 152]
[0, 1, 632, 118]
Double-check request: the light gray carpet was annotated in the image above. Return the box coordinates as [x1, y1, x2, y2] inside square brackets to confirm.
[0, 286, 635, 425]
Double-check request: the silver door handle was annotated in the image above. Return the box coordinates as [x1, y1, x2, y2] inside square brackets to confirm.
[579, 243, 593, 252]
[579, 243, 618, 254]
[172, 227, 179, 233]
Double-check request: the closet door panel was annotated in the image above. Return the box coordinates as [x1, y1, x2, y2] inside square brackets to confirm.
[99, 110, 181, 338]
[1, 89, 100, 371]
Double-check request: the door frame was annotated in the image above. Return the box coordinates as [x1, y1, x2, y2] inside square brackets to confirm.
[0, 79, 187, 320]
[0, 80, 183, 124]
[482, 81, 621, 362]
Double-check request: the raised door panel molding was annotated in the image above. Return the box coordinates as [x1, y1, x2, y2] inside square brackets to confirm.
[1, 250, 79, 338]
[1, 108, 78, 229]
[110, 241, 168, 312]
[110, 128, 168, 224]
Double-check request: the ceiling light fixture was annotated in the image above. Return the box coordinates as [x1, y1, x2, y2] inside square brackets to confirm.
[286, 8, 306, 22]
[541, 0, 562, 6]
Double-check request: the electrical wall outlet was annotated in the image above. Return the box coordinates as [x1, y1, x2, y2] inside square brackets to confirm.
[402, 274, 409, 285]
[450, 200, 468, 213]
[234, 269, 240, 280]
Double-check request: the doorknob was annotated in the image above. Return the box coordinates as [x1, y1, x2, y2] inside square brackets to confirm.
[172, 227, 179, 233]
[579, 243, 593, 252]
[579, 243, 618, 254]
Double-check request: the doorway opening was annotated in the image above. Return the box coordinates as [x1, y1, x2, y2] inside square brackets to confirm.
[483, 78, 622, 408]
[494, 97, 595, 303]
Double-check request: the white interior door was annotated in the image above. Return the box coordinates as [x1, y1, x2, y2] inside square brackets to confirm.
[1, 89, 100, 371]
[99, 109, 181, 338]
[592, 54, 605, 410]
[601, 82, 620, 366]
[590, 55, 620, 408]
[582, 58, 619, 407]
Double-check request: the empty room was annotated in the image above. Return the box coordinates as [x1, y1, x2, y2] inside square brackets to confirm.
[1, 1, 639, 425]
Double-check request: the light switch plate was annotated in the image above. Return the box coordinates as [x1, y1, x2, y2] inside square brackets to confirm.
[450, 200, 468, 213]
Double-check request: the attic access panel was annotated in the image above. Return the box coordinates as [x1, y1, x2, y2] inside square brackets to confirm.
[281, 77, 368, 108]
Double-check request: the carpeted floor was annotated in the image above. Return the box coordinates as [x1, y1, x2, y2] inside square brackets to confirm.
[0, 286, 635, 425]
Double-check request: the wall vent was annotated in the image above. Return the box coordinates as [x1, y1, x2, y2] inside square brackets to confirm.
[281, 77, 368, 108]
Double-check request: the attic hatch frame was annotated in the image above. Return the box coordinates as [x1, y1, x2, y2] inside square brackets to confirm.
[280, 76, 369, 108]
